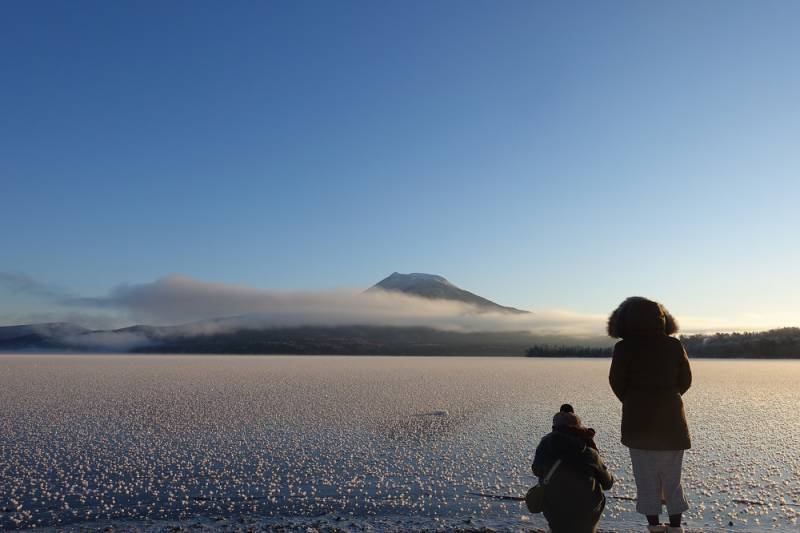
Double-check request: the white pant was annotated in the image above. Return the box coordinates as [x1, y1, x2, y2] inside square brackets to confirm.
[629, 448, 689, 516]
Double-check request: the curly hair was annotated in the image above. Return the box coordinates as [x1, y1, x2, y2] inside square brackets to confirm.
[607, 296, 678, 338]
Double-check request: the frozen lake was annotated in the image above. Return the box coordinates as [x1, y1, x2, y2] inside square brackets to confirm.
[1, 355, 798, 532]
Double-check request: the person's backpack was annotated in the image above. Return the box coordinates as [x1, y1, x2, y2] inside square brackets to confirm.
[525, 459, 561, 513]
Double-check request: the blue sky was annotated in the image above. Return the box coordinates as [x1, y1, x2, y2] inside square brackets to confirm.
[2, 1, 799, 330]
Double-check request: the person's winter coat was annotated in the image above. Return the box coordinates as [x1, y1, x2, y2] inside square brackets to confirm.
[532, 430, 614, 533]
[609, 334, 692, 450]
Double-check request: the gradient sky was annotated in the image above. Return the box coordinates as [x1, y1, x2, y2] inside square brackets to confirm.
[2, 1, 799, 330]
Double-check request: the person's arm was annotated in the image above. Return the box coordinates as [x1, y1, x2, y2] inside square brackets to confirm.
[595, 459, 614, 491]
[608, 342, 629, 402]
[532, 438, 549, 478]
[585, 448, 614, 490]
[677, 341, 692, 395]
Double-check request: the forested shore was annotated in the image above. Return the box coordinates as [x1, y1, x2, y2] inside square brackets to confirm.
[526, 328, 800, 358]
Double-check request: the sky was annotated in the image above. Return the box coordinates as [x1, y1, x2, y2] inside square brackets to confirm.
[2, 1, 799, 333]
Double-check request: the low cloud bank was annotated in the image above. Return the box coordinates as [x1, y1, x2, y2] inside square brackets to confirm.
[68, 275, 607, 336]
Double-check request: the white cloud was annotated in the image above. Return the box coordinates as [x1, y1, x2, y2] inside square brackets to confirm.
[63, 274, 608, 336]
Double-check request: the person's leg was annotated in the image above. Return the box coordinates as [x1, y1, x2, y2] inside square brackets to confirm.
[660, 451, 689, 518]
[666, 517, 684, 533]
[647, 516, 667, 532]
[544, 516, 571, 533]
[654, 450, 688, 532]
[629, 448, 664, 519]
[548, 502, 605, 533]
[587, 494, 606, 533]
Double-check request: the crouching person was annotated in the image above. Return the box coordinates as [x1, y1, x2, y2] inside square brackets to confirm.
[532, 405, 614, 533]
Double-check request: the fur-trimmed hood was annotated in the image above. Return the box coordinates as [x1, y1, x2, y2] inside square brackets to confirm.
[607, 296, 678, 339]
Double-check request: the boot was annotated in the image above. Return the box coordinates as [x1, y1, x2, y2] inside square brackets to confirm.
[666, 527, 684, 533]
[647, 526, 666, 533]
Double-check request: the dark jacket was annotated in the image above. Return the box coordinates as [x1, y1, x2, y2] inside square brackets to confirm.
[609, 334, 692, 450]
[532, 431, 614, 533]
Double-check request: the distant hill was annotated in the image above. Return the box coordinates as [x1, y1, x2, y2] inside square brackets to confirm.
[0, 322, 89, 341]
[4, 322, 800, 358]
[131, 326, 567, 356]
[523, 328, 800, 359]
[0, 322, 600, 356]
[368, 272, 528, 314]
[680, 327, 800, 358]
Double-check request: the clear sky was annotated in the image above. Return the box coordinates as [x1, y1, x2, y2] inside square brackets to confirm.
[2, 1, 799, 331]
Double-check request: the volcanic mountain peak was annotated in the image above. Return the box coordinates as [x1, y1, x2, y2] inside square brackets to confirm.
[368, 272, 528, 314]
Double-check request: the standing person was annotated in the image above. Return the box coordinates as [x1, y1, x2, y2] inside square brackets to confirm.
[531, 405, 614, 533]
[608, 297, 692, 533]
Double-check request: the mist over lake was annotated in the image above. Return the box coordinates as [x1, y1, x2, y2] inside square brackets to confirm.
[1, 355, 797, 532]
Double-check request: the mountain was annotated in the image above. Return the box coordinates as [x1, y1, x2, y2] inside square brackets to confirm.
[0, 322, 92, 351]
[368, 272, 529, 314]
[0, 322, 90, 341]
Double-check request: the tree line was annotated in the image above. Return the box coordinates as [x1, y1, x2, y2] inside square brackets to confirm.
[525, 328, 800, 358]
[525, 344, 612, 357]
[679, 327, 800, 358]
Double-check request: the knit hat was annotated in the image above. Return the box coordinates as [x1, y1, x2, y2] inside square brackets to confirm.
[552, 410, 582, 428]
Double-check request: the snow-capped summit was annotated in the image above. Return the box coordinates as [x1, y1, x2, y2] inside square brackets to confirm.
[368, 272, 529, 314]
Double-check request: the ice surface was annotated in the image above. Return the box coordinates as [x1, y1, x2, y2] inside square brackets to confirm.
[0, 355, 798, 532]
